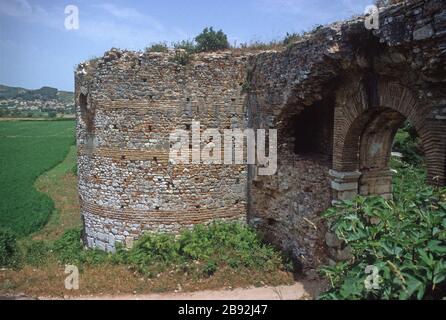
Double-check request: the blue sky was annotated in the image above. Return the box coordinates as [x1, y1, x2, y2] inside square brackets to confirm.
[0, 0, 372, 91]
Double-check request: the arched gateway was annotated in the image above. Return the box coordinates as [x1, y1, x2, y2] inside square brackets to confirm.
[331, 80, 446, 201]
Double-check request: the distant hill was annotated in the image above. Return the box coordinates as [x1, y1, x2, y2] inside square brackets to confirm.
[0, 85, 74, 118]
[0, 84, 74, 104]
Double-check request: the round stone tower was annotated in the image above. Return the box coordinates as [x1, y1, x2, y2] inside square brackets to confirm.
[75, 49, 248, 252]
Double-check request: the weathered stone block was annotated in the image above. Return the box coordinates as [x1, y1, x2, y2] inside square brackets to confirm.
[413, 24, 434, 40]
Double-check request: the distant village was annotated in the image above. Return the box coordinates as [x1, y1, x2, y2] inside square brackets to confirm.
[0, 85, 75, 118]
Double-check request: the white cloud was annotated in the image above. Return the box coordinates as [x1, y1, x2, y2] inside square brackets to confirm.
[92, 3, 165, 32]
[0, 0, 62, 30]
[257, 0, 371, 22]
[0, 0, 32, 17]
[73, 3, 186, 49]
[0, 0, 187, 50]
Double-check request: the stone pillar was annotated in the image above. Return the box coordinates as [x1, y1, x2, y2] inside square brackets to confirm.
[329, 169, 361, 203]
[359, 169, 393, 200]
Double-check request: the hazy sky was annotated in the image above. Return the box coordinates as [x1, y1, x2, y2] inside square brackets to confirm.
[0, 0, 372, 91]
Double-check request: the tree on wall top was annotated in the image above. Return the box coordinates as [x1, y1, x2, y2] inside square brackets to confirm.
[195, 27, 230, 52]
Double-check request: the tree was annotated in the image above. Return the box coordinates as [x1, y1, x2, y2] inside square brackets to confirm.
[195, 27, 230, 52]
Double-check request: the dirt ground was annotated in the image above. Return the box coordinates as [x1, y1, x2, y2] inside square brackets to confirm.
[2, 280, 326, 300]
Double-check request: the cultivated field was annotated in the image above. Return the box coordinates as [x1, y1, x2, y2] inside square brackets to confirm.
[0, 120, 75, 236]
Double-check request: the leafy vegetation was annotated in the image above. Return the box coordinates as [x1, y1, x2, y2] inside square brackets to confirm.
[22, 240, 50, 267]
[319, 158, 446, 300]
[283, 32, 302, 46]
[49, 222, 288, 278]
[53, 229, 109, 266]
[194, 27, 230, 52]
[0, 121, 75, 236]
[147, 43, 169, 53]
[121, 222, 285, 276]
[393, 123, 424, 165]
[173, 40, 197, 54]
[170, 50, 194, 66]
[0, 229, 21, 268]
[167, 28, 229, 65]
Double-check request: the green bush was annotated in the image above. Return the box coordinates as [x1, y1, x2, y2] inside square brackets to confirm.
[118, 233, 181, 273]
[53, 229, 109, 266]
[0, 229, 21, 268]
[319, 162, 446, 300]
[116, 222, 285, 276]
[173, 40, 196, 54]
[195, 27, 230, 52]
[283, 32, 302, 46]
[170, 50, 193, 66]
[392, 123, 423, 165]
[147, 43, 168, 53]
[35, 222, 286, 277]
[23, 240, 50, 266]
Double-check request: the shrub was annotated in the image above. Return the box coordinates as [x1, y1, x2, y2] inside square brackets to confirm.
[173, 40, 196, 54]
[195, 27, 230, 52]
[203, 259, 218, 276]
[119, 233, 181, 273]
[47, 223, 287, 277]
[239, 41, 283, 51]
[23, 240, 50, 266]
[117, 222, 286, 276]
[283, 32, 302, 46]
[392, 123, 423, 165]
[319, 162, 446, 300]
[0, 229, 21, 268]
[147, 43, 168, 53]
[170, 50, 193, 66]
[53, 229, 109, 266]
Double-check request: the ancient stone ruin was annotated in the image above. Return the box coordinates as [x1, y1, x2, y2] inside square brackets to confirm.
[75, 0, 446, 269]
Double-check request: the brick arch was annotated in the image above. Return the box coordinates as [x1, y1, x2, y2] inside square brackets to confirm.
[332, 80, 444, 200]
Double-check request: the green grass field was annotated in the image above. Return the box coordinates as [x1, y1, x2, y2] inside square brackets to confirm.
[0, 120, 75, 236]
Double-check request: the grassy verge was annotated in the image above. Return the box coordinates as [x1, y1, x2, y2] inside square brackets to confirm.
[33, 145, 80, 241]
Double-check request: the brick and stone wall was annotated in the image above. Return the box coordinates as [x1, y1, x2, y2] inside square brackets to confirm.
[76, 50, 250, 251]
[246, 0, 446, 269]
[75, 0, 446, 269]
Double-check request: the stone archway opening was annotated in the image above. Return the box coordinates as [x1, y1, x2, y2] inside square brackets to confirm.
[330, 107, 409, 201]
[357, 108, 407, 199]
[330, 81, 446, 202]
[331, 107, 430, 202]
